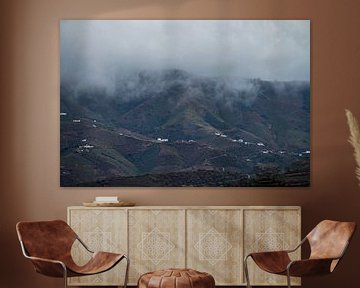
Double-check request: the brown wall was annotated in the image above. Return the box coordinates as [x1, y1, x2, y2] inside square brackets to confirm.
[1, 0, 360, 287]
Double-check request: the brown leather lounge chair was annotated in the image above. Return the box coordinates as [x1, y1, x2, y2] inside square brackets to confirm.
[244, 220, 356, 288]
[16, 220, 129, 288]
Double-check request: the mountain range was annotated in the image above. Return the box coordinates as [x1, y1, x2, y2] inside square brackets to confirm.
[60, 69, 310, 187]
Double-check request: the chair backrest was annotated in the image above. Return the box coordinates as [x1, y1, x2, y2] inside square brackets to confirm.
[16, 220, 77, 261]
[307, 220, 356, 261]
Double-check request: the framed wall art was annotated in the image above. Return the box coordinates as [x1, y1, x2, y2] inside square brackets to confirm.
[60, 20, 310, 187]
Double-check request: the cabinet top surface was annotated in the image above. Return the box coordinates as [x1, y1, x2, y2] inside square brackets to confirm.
[68, 205, 301, 210]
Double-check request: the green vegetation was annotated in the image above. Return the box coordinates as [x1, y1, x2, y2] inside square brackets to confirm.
[60, 70, 310, 187]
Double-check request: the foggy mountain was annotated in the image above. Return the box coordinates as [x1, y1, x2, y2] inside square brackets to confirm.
[60, 69, 310, 187]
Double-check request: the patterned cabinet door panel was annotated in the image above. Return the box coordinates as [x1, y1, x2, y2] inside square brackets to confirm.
[128, 209, 186, 284]
[68, 208, 128, 286]
[244, 209, 301, 286]
[187, 209, 243, 285]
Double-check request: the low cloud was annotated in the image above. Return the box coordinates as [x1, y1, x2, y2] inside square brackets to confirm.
[60, 20, 310, 90]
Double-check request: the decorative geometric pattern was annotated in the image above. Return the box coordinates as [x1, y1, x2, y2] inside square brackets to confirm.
[208, 210, 218, 215]
[252, 228, 288, 252]
[69, 207, 300, 286]
[128, 209, 186, 284]
[138, 228, 175, 265]
[128, 214, 137, 227]
[80, 227, 112, 252]
[194, 227, 232, 265]
[187, 209, 242, 285]
[244, 209, 301, 286]
[68, 208, 127, 286]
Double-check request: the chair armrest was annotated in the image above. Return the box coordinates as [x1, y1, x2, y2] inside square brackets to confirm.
[26, 255, 65, 265]
[287, 258, 336, 277]
[245, 237, 305, 259]
[246, 251, 292, 274]
[285, 237, 307, 253]
[247, 250, 291, 260]
[19, 240, 67, 277]
[76, 236, 94, 253]
[26, 255, 67, 278]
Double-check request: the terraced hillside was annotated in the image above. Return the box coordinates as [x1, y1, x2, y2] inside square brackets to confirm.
[60, 69, 310, 186]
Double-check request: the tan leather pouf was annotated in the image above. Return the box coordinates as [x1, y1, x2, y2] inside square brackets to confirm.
[138, 268, 215, 288]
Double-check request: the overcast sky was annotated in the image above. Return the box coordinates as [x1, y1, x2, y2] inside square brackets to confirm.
[60, 20, 310, 86]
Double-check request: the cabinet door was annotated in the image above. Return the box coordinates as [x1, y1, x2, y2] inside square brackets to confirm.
[244, 209, 301, 286]
[128, 209, 186, 284]
[68, 208, 127, 286]
[187, 209, 243, 285]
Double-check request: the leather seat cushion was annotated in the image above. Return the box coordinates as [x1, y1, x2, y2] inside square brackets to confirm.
[138, 268, 215, 288]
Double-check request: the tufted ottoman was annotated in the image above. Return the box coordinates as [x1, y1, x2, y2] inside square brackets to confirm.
[138, 268, 215, 288]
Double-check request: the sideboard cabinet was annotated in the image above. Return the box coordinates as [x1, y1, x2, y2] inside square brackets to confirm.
[67, 206, 301, 286]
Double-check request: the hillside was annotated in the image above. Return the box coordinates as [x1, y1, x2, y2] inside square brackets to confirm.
[60, 69, 310, 186]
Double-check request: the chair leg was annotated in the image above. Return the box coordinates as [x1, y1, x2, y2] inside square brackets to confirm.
[123, 255, 130, 288]
[244, 255, 252, 288]
[62, 264, 68, 288]
[286, 269, 291, 288]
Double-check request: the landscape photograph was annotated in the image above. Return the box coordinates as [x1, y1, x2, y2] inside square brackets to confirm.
[60, 20, 310, 187]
